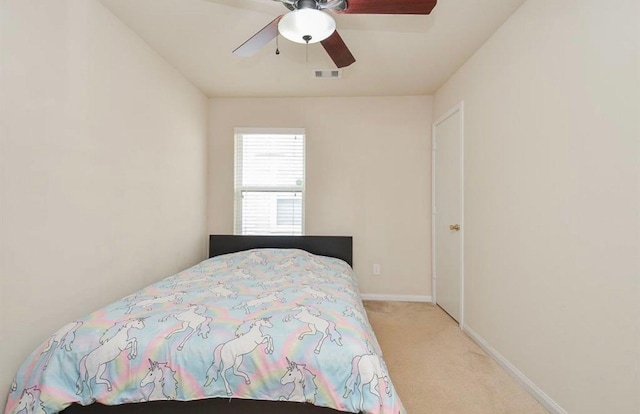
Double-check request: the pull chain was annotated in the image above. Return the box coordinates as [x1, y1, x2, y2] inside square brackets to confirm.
[303, 35, 312, 64]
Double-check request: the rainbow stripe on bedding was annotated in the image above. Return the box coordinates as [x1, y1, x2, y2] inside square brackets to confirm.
[4, 249, 406, 414]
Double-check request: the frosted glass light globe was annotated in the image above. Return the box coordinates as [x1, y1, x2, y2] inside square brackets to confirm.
[278, 9, 336, 44]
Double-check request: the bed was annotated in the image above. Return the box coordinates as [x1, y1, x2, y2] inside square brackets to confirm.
[5, 235, 406, 414]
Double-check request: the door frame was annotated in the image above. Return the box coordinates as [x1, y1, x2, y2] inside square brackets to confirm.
[432, 101, 465, 327]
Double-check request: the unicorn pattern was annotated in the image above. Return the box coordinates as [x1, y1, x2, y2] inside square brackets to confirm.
[166, 276, 212, 290]
[247, 251, 266, 263]
[299, 271, 329, 285]
[204, 283, 237, 299]
[283, 305, 342, 354]
[233, 291, 286, 314]
[343, 306, 367, 325]
[200, 259, 229, 272]
[273, 257, 297, 271]
[306, 258, 329, 271]
[257, 275, 292, 289]
[343, 306, 380, 353]
[238, 251, 266, 265]
[295, 285, 336, 304]
[159, 304, 212, 350]
[39, 321, 83, 370]
[279, 357, 318, 404]
[230, 268, 254, 280]
[337, 285, 359, 301]
[122, 292, 141, 302]
[140, 359, 178, 401]
[343, 352, 392, 412]
[14, 387, 45, 414]
[125, 293, 185, 314]
[6, 249, 407, 414]
[76, 318, 145, 396]
[204, 318, 274, 395]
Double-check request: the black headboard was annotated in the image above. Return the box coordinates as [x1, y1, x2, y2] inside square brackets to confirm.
[209, 235, 353, 267]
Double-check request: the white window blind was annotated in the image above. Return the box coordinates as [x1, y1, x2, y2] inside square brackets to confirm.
[234, 130, 305, 235]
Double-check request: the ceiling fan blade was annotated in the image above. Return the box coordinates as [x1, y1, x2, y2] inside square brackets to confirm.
[233, 15, 283, 57]
[341, 0, 437, 14]
[321, 30, 356, 68]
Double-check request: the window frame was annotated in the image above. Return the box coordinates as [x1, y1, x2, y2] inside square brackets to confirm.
[233, 127, 306, 236]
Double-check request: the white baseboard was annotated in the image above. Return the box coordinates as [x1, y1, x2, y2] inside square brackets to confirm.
[462, 324, 567, 414]
[361, 293, 432, 302]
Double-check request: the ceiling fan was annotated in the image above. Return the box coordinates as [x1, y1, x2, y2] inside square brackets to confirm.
[233, 0, 438, 68]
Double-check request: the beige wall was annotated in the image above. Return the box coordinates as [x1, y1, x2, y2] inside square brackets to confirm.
[208, 96, 432, 298]
[434, 0, 640, 412]
[0, 0, 209, 408]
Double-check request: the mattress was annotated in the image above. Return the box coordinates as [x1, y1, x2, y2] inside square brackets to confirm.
[5, 249, 405, 414]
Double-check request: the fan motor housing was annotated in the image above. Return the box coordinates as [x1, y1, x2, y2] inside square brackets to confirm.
[283, 0, 347, 12]
[298, 0, 319, 10]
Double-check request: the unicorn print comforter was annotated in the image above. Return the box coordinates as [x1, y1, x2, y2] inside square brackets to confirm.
[5, 249, 406, 414]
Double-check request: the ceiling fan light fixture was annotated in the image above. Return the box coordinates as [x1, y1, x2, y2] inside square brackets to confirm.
[278, 9, 336, 44]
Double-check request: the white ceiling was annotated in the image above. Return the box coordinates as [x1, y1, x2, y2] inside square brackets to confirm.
[99, 0, 525, 98]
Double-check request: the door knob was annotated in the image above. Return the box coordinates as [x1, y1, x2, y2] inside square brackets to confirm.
[449, 224, 460, 231]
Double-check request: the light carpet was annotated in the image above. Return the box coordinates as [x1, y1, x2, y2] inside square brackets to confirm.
[363, 301, 549, 414]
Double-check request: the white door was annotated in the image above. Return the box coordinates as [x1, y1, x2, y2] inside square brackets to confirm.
[432, 103, 464, 324]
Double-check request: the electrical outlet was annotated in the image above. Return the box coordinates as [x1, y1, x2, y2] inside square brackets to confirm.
[373, 264, 381, 275]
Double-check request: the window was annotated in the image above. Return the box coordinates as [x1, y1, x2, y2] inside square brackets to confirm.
[234, 129, 305, 235]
